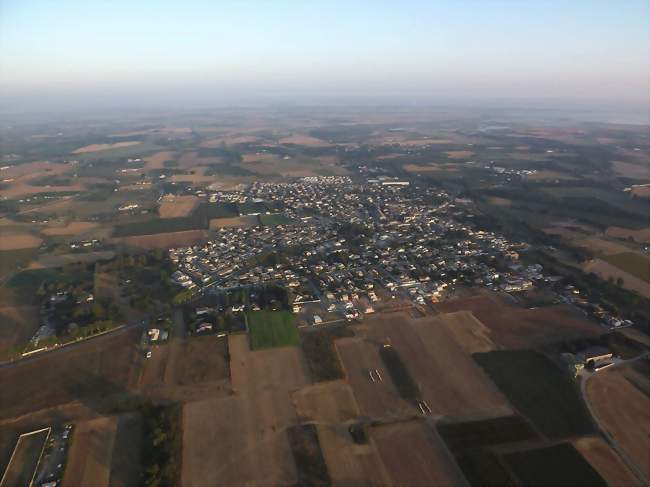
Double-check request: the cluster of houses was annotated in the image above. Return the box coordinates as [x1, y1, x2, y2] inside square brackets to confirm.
[168, 177, 562, 323]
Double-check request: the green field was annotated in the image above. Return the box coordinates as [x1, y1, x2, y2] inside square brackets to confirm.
[474, 350, 594, 439]
[247, 310, 300, 350]
[602, 252, 650, 283]
[259, 213, 293, 226]
[503, 443, 606, 487]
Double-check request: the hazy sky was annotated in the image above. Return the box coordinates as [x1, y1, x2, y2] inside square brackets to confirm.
[1, 0, 649, 112]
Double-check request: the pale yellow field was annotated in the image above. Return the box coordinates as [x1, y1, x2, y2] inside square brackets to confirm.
[41, 221, 98, 236]
[143, 151, 176, 170]
[445, 150, 474, 159]
[0, 233, 42, 250]
[72, 141, 141, 154]
[404, 163, 459, 173]
[279, 134, 330, 146]
[158, 195, 199, 218]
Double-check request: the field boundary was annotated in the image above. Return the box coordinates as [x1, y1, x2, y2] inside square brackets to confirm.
[0, 427, 51, 487]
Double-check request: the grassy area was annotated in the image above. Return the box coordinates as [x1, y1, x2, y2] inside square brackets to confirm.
[602, 252, 650, 283]
[503, 443, 606, 487]
[300, 325, 354, 382]
[0, 248, 38, 278]
[1, 429, 49, 487]
[287, 424, 330, 487]
[379, 344, 420, 403]
[140, 403, 182, 487]
[259, 213, 293, 226]
[474, 350, 594, 439]
[247, 310, 300, 350]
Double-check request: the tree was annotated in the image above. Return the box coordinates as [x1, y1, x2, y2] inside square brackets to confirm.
[616, 277, 624, 287]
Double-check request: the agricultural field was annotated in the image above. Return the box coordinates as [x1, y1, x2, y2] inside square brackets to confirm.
[435, 292, 601, 349]
[299, 325, 354, 382]
[474, 350, 594, 439]
[71, 141, 142, 154]
[601, 252, 650, 283]
[583, 258, 650, 299]
[586, 362, 650, 479]
[0, 429, 49, 487]
[0, 233, 42, 251]
[181, 334, 309, 486]
[574, 437, 644, 487]
[503, 443, 606, 487]
[605, 226, 650, 244]
[208, 215, 258, 229]
[110, 229, 208, 249]
[63, 414, 141, 487]
[370, 420, 466, 487]
[247, 310, 300, 350]
[158, 195, 199, 218]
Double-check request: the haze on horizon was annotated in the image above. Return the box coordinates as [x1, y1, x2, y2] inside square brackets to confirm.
[1, 0, 649, 115]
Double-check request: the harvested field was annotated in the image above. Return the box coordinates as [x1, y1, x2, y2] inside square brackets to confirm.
[0, 328, 142, 421]
[110, 229, 208, 249]
[366, 314, 512, 418]
[574, 437, 643, 487]
[613, 161, 650, 179]
[34, 251, 115, 268]
[181, 334, 309, 487]
[524, 170, 576, 181]
[64, 416, 117, 487]
[158, 195, 199, 218]
[166, 335, 229, 386]
[0, 303, 38, 355]
[209, 215, 258, 229]
[371, 420, 466, 487]
[279, 134, 330, 146]
[601, 252, 650, 283]
[72, 141, 141, 154]
[41, 221, 98, 237]
[404, 163, 459, 173]
[143, 151, 175, 170]
[316, 424, 391, 487]
[445, 150, 474, 159]
[574, 236, 637, 256]
[0, 428, 49, 487]
[487, 196, 512, 206]
[606, 226, 650, 243]
[293, 381, 359, 423]
[583, 259, 650, 299]
[631, 185, 650, 198]
[503, 443, 606, 487]
[336, 336, 412, 418]
[0, 233, 42, 251]
[437, 415, 538, 455]
[436, 311, 496, 353]
[229, 333, 309, 393]
[474, 350, 594, 439]
[435, 293, 601, 349]
[586, 364, 650, 479]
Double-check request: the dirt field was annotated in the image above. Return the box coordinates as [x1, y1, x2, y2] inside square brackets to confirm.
[435, 292, 601, 349]
[525, 170, 577, 181]
[0, 428, 49, 487]
[63, 412, 141, 487]
[487, 196, 512, 206]
[630, 185, 650, 198]
[373, 314, 512, 418]
[583, 259, 650, 299]
[34, 251, 115, 268]
[573, 237, 637, 256]
[181, 334, 309, 486]
[445, 150, 474, 159]
[0, 233, 42, 251]
[574, 437, 643, 487]
[404, 163, 459, 173]
[279, 134, 330, 146]
[41, 221, 98, 237]
[607, 226, 650, 243]
[0, 303, 38, 355]
[72, 141, 141, 154]
[336, 336, 413, 418]
[141, 335, 229, 390]
[209, 215, 258, 229]
[143, 151, 176, 170]
[158, 195, 199, 218]
[612, 161, 650, 179]
[371, 421, 466, 487]
[0, 328, 142, 421]
[436, 311, 496, 353]
[586, 364, 650, 479]
[110, 229, 208, 249]
[293, 381, 359, 423]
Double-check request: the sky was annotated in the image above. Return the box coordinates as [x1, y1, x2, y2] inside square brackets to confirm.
[1, 0, 649, 113]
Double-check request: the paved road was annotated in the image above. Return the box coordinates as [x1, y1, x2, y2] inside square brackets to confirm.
[579, 354, 650, 486]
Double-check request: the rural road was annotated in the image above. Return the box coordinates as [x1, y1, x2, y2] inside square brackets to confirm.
[579, 353, 650, 486]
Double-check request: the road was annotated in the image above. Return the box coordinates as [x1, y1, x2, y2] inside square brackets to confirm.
[579, 353, 650, 486]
